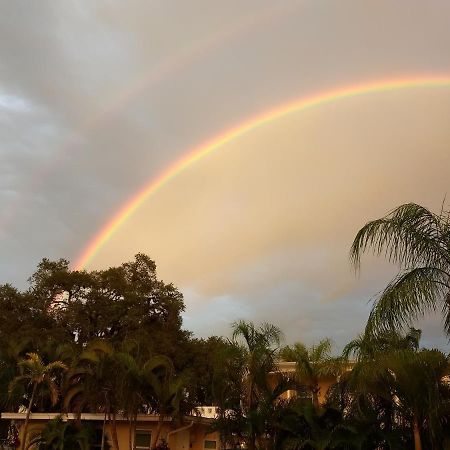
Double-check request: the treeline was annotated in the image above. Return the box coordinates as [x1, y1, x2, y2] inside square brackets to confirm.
[0, 254, 234, 449]
[1, 201, 450, 450]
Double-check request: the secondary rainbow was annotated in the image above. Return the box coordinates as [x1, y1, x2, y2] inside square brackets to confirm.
[1, 4, 290, 236]
[74, 75, 450, 270]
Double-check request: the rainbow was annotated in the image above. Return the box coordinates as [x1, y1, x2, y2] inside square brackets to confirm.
[74, 75, 450, 270]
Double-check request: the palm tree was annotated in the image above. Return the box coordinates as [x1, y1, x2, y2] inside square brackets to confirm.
[231, 320, 284, 450]
[28, 415, 93, 450]
[143, 356, 185, 450]
[280, 401, 356, 450]
[8, 353, 67, 450]
[341, 329, 423, 448]
[342, 328, 450, 450]
[279, 339, 343, 410]
[114, 351, 145, 450]
[0, 337, 30, 410]
[232, 321, 283, 410]
[380, 348, 449, 450]
[64, 340, 120, 450]
[114, 350, 180, 450]
[343, 327, 421, 362]
[350, 202, 450, 334]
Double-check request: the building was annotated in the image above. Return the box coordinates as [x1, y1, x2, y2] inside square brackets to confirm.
[1, 361, 353, 450]
[0, 412, 220, 450]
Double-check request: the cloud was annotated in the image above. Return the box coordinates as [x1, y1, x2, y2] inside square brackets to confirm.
[91, 90, 450, 349]
[1, 1, 450, 350]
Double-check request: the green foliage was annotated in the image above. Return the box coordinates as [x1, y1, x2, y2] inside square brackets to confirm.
[0, 253, 186, 354]
[28, 416, 94, 450]
[350, 202, 450, 334]
[9, 353, 67, 408]
[280, 339, 344, 410]
[335, 328, 450, 449]
[211, 321, 293, 450]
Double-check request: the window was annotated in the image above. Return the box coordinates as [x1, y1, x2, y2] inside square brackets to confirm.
[135, 430, 152, 450]
[204, 440, 217, 449]
[91, 426, 110, 450]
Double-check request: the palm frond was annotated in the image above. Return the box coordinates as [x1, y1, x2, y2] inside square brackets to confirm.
[63, 384, 85, 411]
[342, 335, 366, 361]
[8, 375, 31, 395]
[115, 352, 139, 373]
[232, 320, 255, 348]
[44, 361, 68, 373]
[350, 203, 450, 270]
[142, 355, 173, 375]
[19, 353, 44, 373]
[310, 339, 332, 363]
[46, 379, 60, 406]
[260, 322, 283, 348]
[78, 340, 113, 363]
[366, 266, 450, 334]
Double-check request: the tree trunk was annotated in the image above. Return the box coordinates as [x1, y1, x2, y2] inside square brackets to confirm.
[150, 415, 164, 450]
[111, 412, 120, 450]
[128, 414, 137, 450]
[247, 431, 256, 450]
[128, 418, 133, 450]
[101, 409, 107, 450]
[20, 382, 37, 450]
[312, 385, 320, 411]
[383, 398, 393, 434]
[413, 415, 422, 450]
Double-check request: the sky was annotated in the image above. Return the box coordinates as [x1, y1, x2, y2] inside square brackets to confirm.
[1, 0, 450, 351]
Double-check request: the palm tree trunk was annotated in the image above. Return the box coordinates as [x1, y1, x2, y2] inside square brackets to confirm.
[247, 431, 256, 450]
[128, 417, 133, 450]
[111, 412, 120, 450]
[151, 416, 164, 450]
[20, 382, 37, 450]
[312, 385, 320, 410]
[413, 415, 422, 450]
[101, 409, 107, 450]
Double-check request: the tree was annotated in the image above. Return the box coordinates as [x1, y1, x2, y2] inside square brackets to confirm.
[113, 350, 146, 450]
[64, 340, 121, 450]
[113, 349, 186, 450]
[277, 401, 359, 450]
[0, 284, 62, 352]
[230, 320, 284, 450]
[143, 356, 186, 450]
[380, 348, 449, 450]
[279, 339, 343, 410]
[0, 337, 30, 411]
[28, 415, 93, 450]
[350, 202, 450, 334]
[343, 328, 421, 362]
[232, 321, 283, 411]
[179, 336, 236, 406]
[0, 254, 187, 354]
[339, 328, 450, 450]
[63, 254, 186, 351]
[9, 353, 67, 450]
[339, 329, 423, 449]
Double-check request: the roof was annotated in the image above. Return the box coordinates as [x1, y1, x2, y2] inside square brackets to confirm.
[0, 412, 214, 425]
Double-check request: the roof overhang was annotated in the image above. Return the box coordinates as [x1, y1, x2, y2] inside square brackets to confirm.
[0, 412, 215, 425]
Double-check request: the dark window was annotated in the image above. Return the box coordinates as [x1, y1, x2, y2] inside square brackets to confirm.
[135, 430, 151, 450]
[204, 441, 216, 449]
